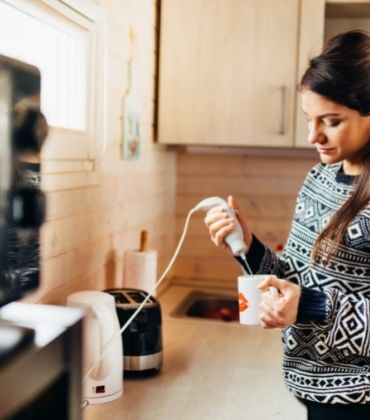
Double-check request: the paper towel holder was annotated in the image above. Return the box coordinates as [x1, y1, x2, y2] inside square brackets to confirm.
[140, 230, 148, 252]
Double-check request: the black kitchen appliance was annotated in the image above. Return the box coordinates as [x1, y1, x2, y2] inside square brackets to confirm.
[105, 288, 163, 374]
[0, 53, 47, 308]
[0, 53, 46, 372]
[0, 54, 82, 420]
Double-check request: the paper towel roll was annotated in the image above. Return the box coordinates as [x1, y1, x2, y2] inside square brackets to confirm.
[123, 249, 158, 296]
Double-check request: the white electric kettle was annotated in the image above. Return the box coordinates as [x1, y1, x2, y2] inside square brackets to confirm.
[67, 290, 123, 404]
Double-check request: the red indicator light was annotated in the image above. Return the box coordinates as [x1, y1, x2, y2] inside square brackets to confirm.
[95, 385, 105, 394]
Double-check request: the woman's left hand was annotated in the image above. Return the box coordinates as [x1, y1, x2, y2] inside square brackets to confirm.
[258, 276, 301, 329]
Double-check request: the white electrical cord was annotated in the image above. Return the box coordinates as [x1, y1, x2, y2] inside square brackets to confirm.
[82, 207, 198, 384]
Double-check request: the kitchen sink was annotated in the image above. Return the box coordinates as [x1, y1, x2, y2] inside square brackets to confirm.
[171, 290, 239, 322]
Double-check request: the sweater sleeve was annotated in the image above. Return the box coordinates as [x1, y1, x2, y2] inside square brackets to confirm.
[235, 234, 286, 278]
[242, 238, 370, 357]
[296, 287, 327, 323]
[296, 287, 370, 357]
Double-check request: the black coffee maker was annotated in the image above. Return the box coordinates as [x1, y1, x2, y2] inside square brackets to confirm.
[0, 54, 47, 307]
[0, 55, 47, 369]
[0, 55, 83, 420]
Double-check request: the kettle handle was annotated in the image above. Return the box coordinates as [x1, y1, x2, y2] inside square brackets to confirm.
[91, 303, 122, 380]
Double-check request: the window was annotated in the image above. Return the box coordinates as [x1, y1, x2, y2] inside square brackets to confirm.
[0, 0, 107, 160]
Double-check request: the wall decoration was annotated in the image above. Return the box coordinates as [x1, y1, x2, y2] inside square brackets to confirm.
[121, 28, 141, 160]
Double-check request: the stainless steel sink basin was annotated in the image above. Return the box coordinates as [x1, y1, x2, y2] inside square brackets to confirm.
[171, 290, 239, 322]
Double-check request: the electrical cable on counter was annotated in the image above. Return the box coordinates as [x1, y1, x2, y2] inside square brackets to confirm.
[82, 206, 198, 385]
[81, 197, 254, 407]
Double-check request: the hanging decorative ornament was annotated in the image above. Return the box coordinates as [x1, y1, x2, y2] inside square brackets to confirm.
[121, 27, 141, 159]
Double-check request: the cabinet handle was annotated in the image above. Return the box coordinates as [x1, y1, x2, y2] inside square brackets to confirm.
[279, 85, 287, 136]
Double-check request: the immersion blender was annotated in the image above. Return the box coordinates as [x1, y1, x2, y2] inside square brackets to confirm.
[194, 196, 253, 274]
[82, 196, 255, 386]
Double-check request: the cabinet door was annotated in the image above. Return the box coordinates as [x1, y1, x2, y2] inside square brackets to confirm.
[295, 0, 370, 148]
[295, 0, 325, 148]
[158, 0, 299, 146]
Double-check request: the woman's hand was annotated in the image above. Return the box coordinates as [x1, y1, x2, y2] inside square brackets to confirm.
[204, 195, 252, 250]
[258, 276, 301, 329]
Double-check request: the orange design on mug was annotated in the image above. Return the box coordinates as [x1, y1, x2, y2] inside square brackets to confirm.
[239, 292, 249, 312]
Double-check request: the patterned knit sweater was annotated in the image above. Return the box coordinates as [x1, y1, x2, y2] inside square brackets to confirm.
[242, 162, 370, 405]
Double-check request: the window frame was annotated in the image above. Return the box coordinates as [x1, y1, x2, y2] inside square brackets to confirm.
[1, 0, 107, 162]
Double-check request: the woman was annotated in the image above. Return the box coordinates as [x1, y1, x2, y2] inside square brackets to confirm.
[204, 30, 370, 419]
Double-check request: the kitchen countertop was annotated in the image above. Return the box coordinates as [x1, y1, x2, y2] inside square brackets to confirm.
[83, 279, 306, 420]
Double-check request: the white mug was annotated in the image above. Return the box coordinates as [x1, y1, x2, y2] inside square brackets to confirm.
[237, 275, 278, 325]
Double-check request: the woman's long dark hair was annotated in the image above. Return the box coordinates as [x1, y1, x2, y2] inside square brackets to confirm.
[299, 30, 370, 263]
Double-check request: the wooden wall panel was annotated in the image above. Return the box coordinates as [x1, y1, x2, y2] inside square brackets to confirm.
[173, 151, 318, 282]
[23, 0, 177, 305]
[22, 0, 320, 303]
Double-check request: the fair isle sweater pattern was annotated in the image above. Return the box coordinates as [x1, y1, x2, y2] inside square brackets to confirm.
[247, 162, 370, 404]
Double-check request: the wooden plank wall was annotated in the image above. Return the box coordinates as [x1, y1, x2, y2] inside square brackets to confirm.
[174, 151, 318, 284]
[24, 0, 177, 305]
[20, 0, 319, 304]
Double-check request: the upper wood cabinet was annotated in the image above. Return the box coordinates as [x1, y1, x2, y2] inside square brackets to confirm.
[157, 0, 300, 147]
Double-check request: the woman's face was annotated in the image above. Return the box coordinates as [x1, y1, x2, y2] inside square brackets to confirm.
[301, 89, 370, 175]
